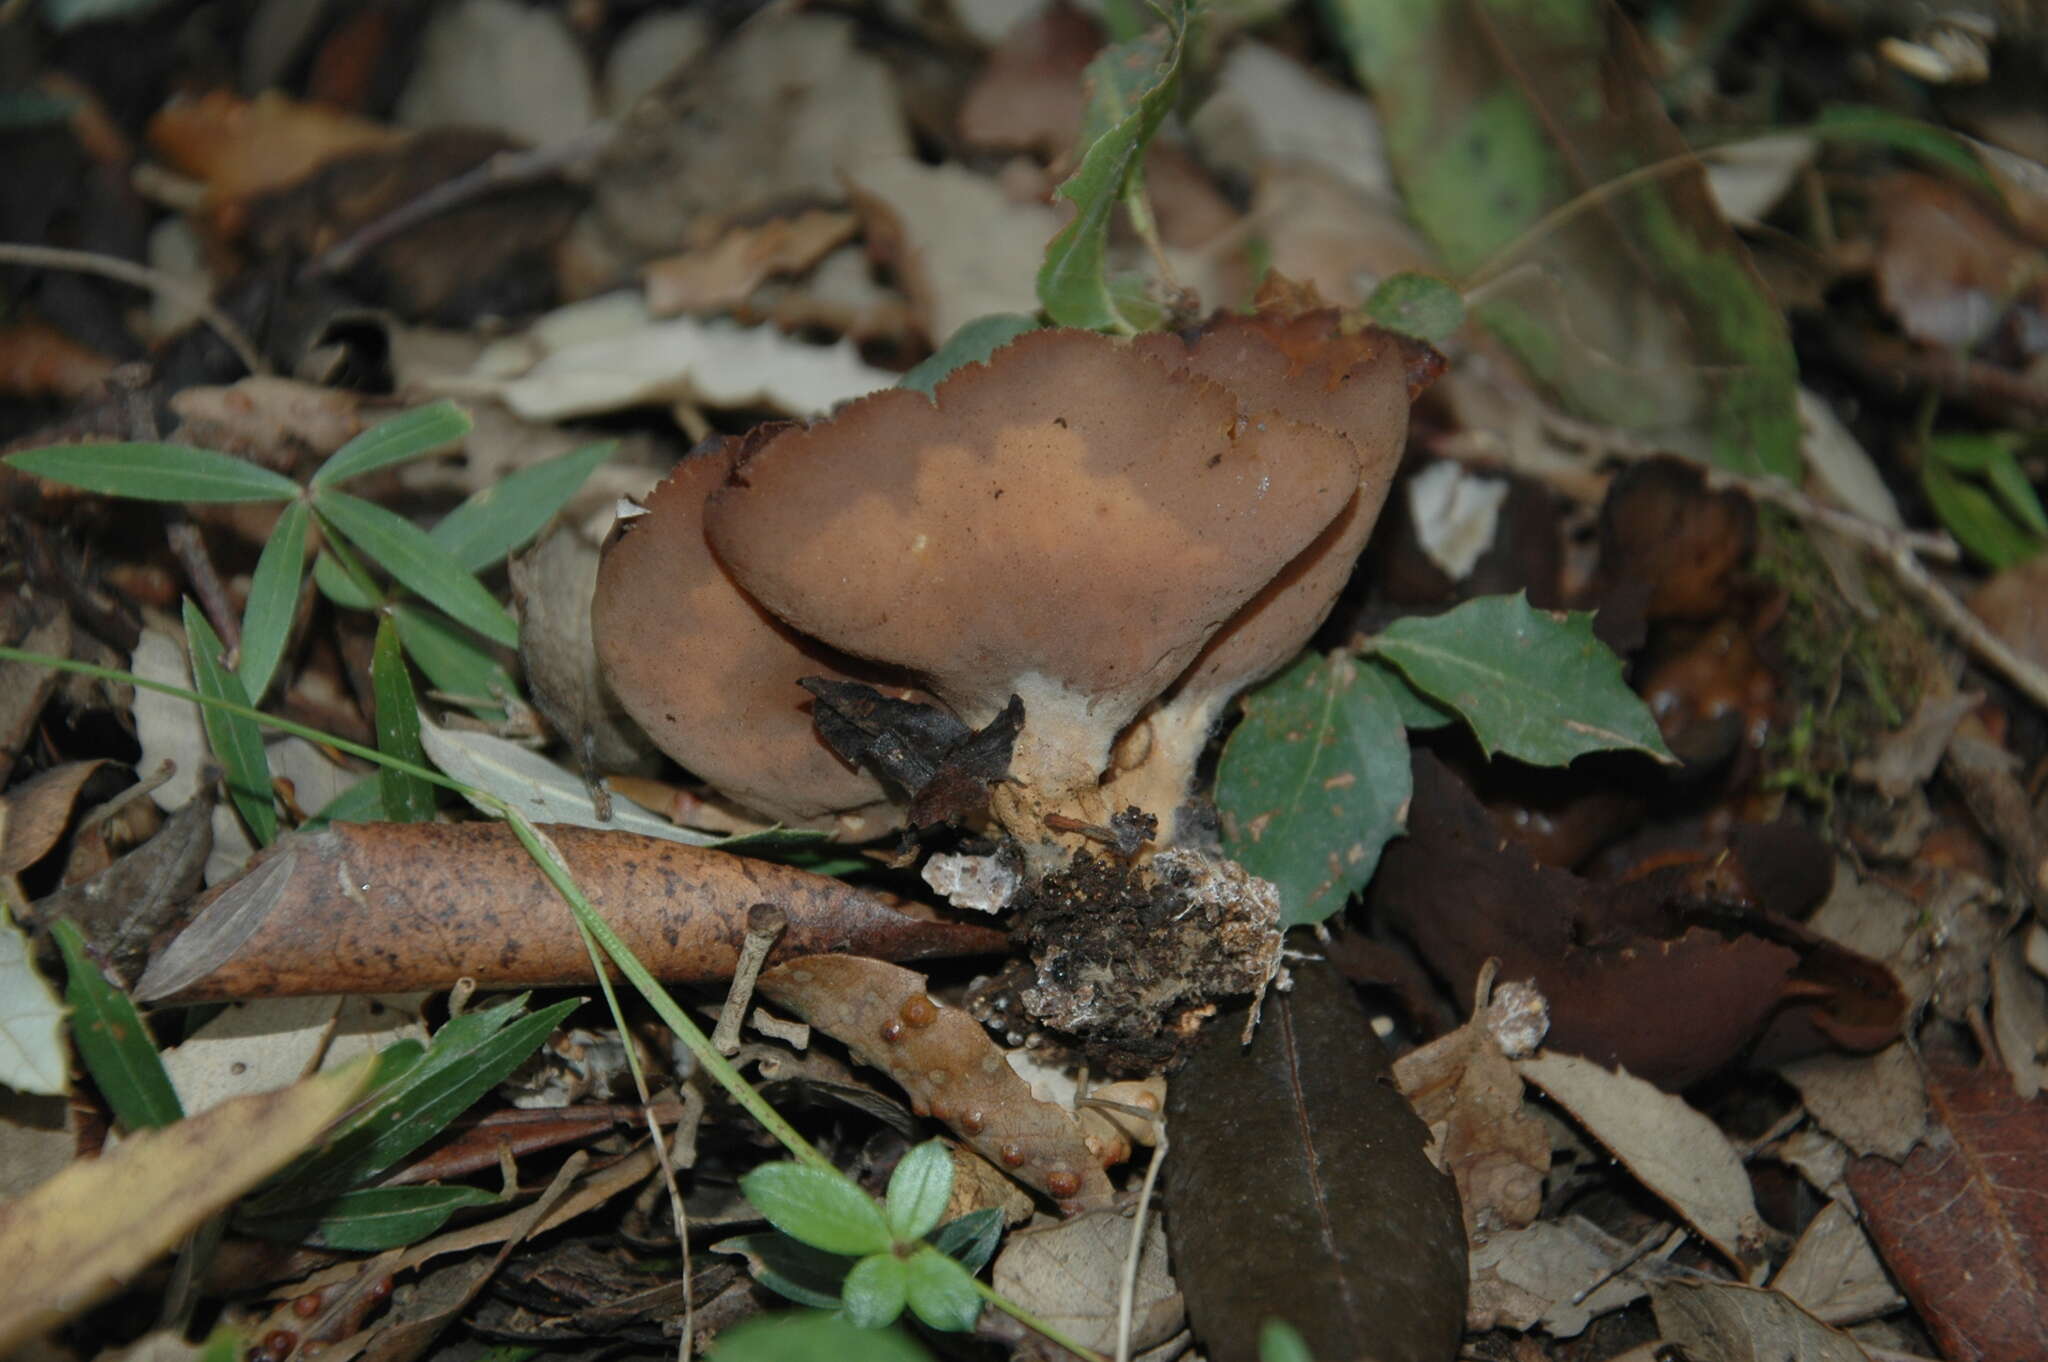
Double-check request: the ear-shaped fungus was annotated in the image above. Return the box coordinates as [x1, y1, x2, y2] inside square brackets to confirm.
[592, 441, 914, 835]
[702, 326, 1364, 846]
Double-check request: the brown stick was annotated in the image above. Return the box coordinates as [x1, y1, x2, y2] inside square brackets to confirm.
[135, 821, 1008, 1002]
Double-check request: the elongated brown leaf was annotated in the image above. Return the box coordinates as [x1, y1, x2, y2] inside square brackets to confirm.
[756, 954, 1114, 1212]
[1846, 1062, 2048, 1362]
[1164, 958, 1466, 1362]
[135, 823, 1007, 1001]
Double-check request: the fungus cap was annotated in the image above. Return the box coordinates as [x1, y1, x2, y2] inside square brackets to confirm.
[703, 327, 1363, 810]
[592, 441, 910, 831]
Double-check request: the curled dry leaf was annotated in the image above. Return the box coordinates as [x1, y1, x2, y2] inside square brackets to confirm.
[1845, 1060, 2048, 1362]
[1164, 958, 1466, 1362]
[1516, 1051, 1766, 1278]
[1772, 1200, 1904, 1326]
[991, 1210, 1182, 1355]
[1650, 1280, 1872, 1362]
[1465, 1216, 1652, 1337]
[0, 760, 107, 876]
[753, 954, 1114, 1211]
[134, 822, 1006, 1002]
[0, 1062, 370, 1354]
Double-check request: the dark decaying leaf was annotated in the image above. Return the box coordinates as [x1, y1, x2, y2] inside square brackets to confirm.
[1326, 0, 1800, 477]
[26, 794, 213, 984]
[1164, 957, 1467, 1362]
[133, 822, 1007, 1002]
[800, 679, 1022, 827]
[1846, 1061, 2048, 1362]
[1369, 752, 1903, 1089]
[756, 954, 1114, 1212]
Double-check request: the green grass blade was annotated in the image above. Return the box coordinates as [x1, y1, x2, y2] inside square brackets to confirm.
[53, 920, 183, 1131]
[5, 443, 300, 503]
[431, 440, 616, 571]
[311, 401, 471, 489]
[237, 499, 309, 702]
[181, 598, 277, 844]
[242, 1184, 500, 1251]
[371, 618, 436, 822]
[313, 490, 518, 647]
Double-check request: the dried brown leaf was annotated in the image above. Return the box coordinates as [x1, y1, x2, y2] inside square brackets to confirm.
[1650, 1279, 1872, 1362]
[134, 822, 1006, 1001]
[642, 210, 857, 317]
[991, 1210, 1181, 1354]
[1164, 959, 1466, 1362]
[1847, 1061, 2048, 1362]
[755, 954, 1113, 1211]
[1773, 1200, 1904, 1326]
[0, 760, 107, 876]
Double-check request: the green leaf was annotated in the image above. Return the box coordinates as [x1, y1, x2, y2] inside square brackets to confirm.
[314, 489, 519, 647]
[53, 920, 182, 1129]
[1326, 0, 1801, 478]
[1363, 272, 1465, 343]
[1036, 2, 1188, 330]
[390, 604, 516, 721]
[249, 996, 580, 1206]
[312, 546, 383, 612]
[903, 1247, 982, 1332]
[928, 1208, 1004, 1272]
[1365, 658, 1455, 730]
[311, 401, 471, 489]
[0, 906, 67, 1095]
[884, 1141, 953, 1243]
[740, 1163, 893, 1258]
[305, 774, 383, 829]
[1923, 460, 2046, 570]
[841, 1253, 909, 1328]
[371, 619, 436, 822]
[1812, 105, 1995, 191]
[1371, 593, 1675, 765]
[899, 316, 1043, 397]
[182, 599, 277, 844]
[4, 443, 301, 503]
[1215, 652, 1413, 928]
[712, 1232, 855, 1310]
[432, 440, 616, 571]
[237, 498, 309, 701]
[246, 1184, 500, 1251]
[708, 1311, 934, 1362]
[1259, 1318, 1316, 1362]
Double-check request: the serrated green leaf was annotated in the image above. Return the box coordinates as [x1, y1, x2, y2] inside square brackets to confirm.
[1371, 594, 1675, 765]
[841, 1253, 909, 1328]
[712, 1231, 854, 1309]
[1365, 658, 1455, 730]
[311, 401, 471, 489]
[390, 604, 516, 721]
[280, 1184, 500, 1250]
[899, 316, 1043, 397]
[314, 490, 518, 647]
[929, 1208, 1004, 1271]
[53, 920, 182, 1130]
[237, 498, 309, 701]
[182, 599, 277, 845]
[707, 1311, 934, 1362]
[249, 996, 579, 1208]
[4, 443, 301, 503]
[1216, 652, 1412, 928]
[884, 1141, 953, 1243]
[371, 618, 436, 822]
[903, 1247, 981, 1332]
[1364, 272, 1465, 342]
[1037, 2, 1188, 331]
[1813, 104, 1994, 190]
[740, 1163, 893, 1258]
[432, 440, 616, 571]
[0, 906, 67, 1096]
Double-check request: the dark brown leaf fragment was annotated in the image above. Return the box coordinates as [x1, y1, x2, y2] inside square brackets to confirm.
[1846, 1062, 2048, 1362]
[800, 679, 1022, 827]
[1164, 957, 1466, 1362]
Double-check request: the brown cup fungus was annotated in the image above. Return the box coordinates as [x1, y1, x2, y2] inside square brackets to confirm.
[594, 289, 1433, 860]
